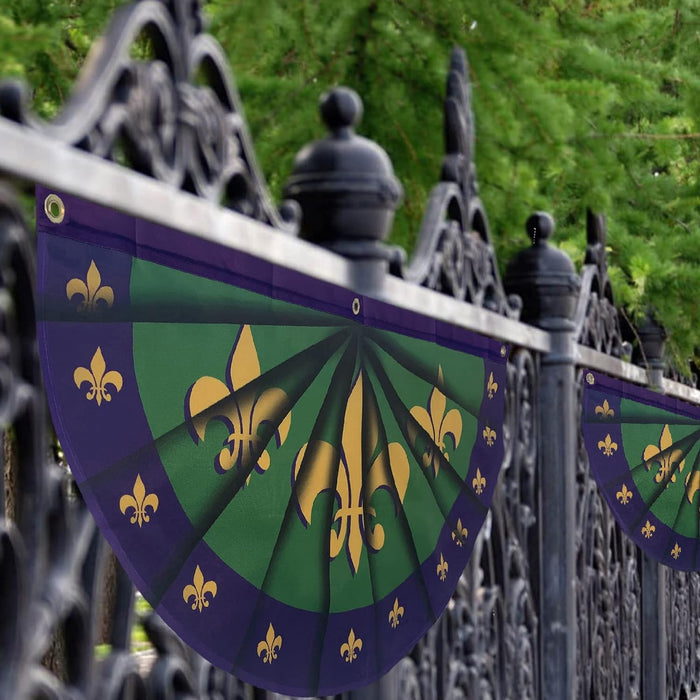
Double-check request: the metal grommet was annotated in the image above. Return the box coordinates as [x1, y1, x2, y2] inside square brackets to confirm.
[500, 345, 507, 357]
[44, 194, 65, 224]
[352, 298, 361, 316]
[586, 372, 595, 385]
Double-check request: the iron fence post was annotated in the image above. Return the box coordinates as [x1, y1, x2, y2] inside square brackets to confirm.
[505, 213, 580, 699]
[642, 554, 667, 699]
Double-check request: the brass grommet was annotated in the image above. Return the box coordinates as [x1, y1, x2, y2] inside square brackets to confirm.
[44, 194, 65, 224]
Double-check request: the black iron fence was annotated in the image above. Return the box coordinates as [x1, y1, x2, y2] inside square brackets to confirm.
[1, 1, 699, 698]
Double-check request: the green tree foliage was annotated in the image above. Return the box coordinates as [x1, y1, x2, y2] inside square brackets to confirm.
[0, 0, 122, 116]
[207, 0, 700, 366]
[1, 0, 699, 365]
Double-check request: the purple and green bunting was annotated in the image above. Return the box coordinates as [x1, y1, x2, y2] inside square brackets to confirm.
[37, 188, 507, 695]
[582, 370, 700, 570]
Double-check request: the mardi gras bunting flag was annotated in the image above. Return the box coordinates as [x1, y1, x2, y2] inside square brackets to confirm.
[582, 369, 700, 570]
[36, 188, 507, 695]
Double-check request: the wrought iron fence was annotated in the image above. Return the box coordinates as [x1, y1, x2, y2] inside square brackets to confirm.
[1, 1, 699, 698]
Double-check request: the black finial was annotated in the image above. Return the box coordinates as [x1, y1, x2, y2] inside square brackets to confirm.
[636, 310, 666, 370]
[504, 211, 580, 327]
[284, 87, 403, 259]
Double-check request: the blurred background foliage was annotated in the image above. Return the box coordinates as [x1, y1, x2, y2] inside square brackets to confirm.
[1, 0, 699, 366]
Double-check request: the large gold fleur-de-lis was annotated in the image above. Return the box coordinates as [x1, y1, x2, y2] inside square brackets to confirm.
[487, 372, 498, 399]
[182, 565, 217, 612]
[616, 483, 632, 505]
[671, 543, 681, 560]
[436, 553, 448, 581]
[340, 629, 363, 663]
[119, 474, 159, 527]
[74, 348, 123, 406]
[66, 260, 114, 312]
[409, 366, 462, 477]
[641, 520, 656, 539]
[185, 325, 291, 481]
[598, 434, 618, 457]
[595, 399, 614, 418]
[256, 623, 282, 664]
[643, 425, 685, 486]
[451, 518, 468, 547]
[472, 468, 486, 495]
[482, 426, 496, 447]
[388, 598, 404, 629]
[293, 372, 409, 576]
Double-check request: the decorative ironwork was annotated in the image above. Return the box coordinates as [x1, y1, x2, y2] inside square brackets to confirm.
[0, 0, 297, 232]
[574, 210, 626, 357]
[393, 48, 521, 320]
[666, 570, 700, 698]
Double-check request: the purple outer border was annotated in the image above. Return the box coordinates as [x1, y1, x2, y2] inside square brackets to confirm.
[36, 188, 507, 695]
[582, 369, 700, 571]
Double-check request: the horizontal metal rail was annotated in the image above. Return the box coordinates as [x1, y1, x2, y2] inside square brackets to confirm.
[576, 344, 700, 404]
[0, 116, 552, 355]
[3, 117, 696, 404]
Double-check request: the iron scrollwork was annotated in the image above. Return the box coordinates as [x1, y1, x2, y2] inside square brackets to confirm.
[574, 210, 626, 357]
[666, 570, 700, 699]
[392, 49, 521, 320]
[0, 183, 99, 698]
[0, 0, 297, 232]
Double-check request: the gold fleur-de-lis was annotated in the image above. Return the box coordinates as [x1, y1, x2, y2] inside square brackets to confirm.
[66, 260, 114, 312]
[388, 597, 404, 629]
[256, 623, 282, 664]
[598, 434, 618, 457]
[482, 426, 496, 447]
[643, 425, 685, 486]
[451, 518, 468, 547]
[119, 474, 159, 527]
[671, 543, 681, 560]
[186, 325, 291, 481]
[182, 565, 217, 612]
[293, 372, 410, 577]
[641, 520, 656, 539]
[472, 468, 486, 495]
[685, 470, 700, 508]
[437, 553, 448, 581]
[340, 628, 363, 663]
[616, 483, 632, 505]
[409, 366, 462, 477]
[74, 347, 123, 406]
[595, 400, 614, 418]
[487, 372, 498, 399]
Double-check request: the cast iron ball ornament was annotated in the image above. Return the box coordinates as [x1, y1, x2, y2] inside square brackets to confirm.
[284, 87, 403, 259]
